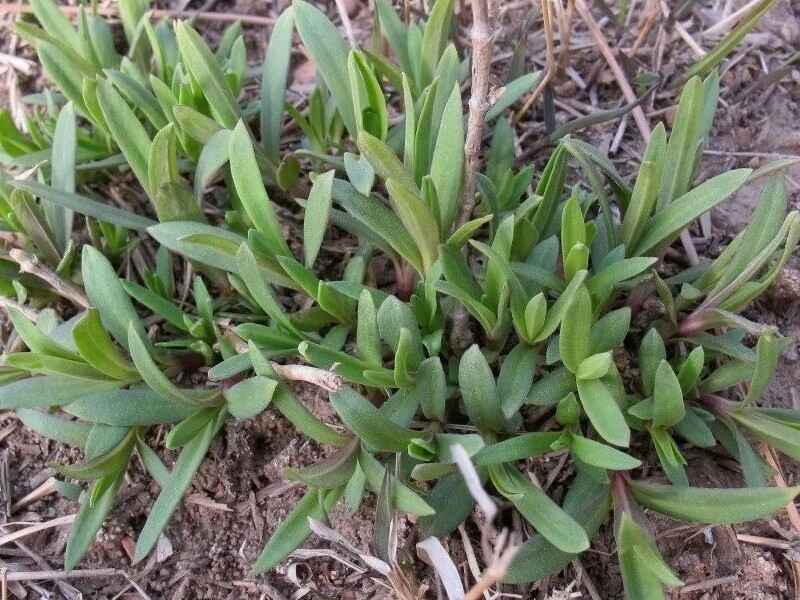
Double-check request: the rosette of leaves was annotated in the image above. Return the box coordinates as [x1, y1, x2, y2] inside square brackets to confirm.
[0, 1, 799, 599]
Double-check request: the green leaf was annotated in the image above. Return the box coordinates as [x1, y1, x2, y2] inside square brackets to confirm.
[236, 243, 301, 337]
[286, 438, 359, 489]
[82, 245, 147, 349]
[106, 69, 168, 130]
[415, 357, 447, 422]
[577, 378, 630, 447]
[30, 0, 82, 52]
[331, 386, 417, 452]
[48, 101, 76, 252]
[54, 427, 136, 480]
[304, 170, 335, 268]
[383, 178, 439, 272]
[504, 470, 610, 583]
[194, 128, 231, 203]
[64, 471, 123, 570]
[260, 7, 294, 162]
[72, 309, 139, 381]
[358, 448, 434, 516]
[459, 344, 502, 432]
[744, 334, 781, 406]
[96, 79, 152, 195]
[559, 285, 592, 374]
[5, 308, 79, 361]
[344, 152, 375, 197]
[653, 360, 685, 429]
[629, 480, 800, 524]
[175, 21, 240, 128]
[639, 328, 666, 396]
[357, 130, 419, 196]
[420, 0, 455, 85]
[576, 352, 613, 381]
[618, 512, 683, 598]
[356, 289, 382, 367]
[224, 375, 277, 419]
[253, 487, 342, 574]
[9, 179, 155, 231]
[64, 386, 196, 426]
[128, 324, 217, 407]
[590, 308, 631, 354]
[490, 464, 589, 554]
[430, 82, 463, 233]
[533, 270, 588, 343]
[634, 169, 752, 256]
[658, 77, 704, 211]
[0, 376, 121, 410]
[292, 0, 355, 135]
[498, 343, 538, 418]
[571, 435, 641, 470]
[348, 49, 388, 140]
[676, 346, 705, 394]
[229, 121, 288, 256]
[148, 221, 247, 274]
[16, 408, 91, 447]
[621, 124, 667, 253]
[473, 432, 562, 466]
[135, 407, 226, 562]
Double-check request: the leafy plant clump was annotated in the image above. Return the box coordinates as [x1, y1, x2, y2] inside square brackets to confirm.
[1, 0, 799, 597]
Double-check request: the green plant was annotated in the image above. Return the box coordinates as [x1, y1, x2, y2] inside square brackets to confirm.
[1, 1, 798, 598]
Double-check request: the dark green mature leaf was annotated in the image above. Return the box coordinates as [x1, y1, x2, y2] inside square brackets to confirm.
[261, 7, 294, 162]
[229, 121, 288, 256]
[0, 376, 121, 410]
[634, 169, 752, 256]
[358, 448, 434, 516]
[135, 407, 226, 562]
[224, 376, 277, 419]
[639, 328, 666, 397]
[630, 480, 800, 524]
[10, 180, 155, 230]
[744, 334, 781, 406]
[331, 386, 417, 452]
[293, 0, 355, 136]
[459, 345, 503, 432]
[498, 343, 538, 418]
[653, 360, 685, 429]
[65, 471, 123, 570]
[82, 246, 147, 349]
[253, 487, 342, 574]
[505, 470, 610, 583]
[17, 408, 91, 447]
[304, 170, 335, 267]
[96, 79, 152, 195]
[64, 386, 196, 426]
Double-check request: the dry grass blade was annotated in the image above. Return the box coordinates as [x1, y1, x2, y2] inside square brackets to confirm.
[416, 537, 465, 600]
[8, 249, 90, 308]
[270, 363, 344, 392]
[0, 515, 76, 547]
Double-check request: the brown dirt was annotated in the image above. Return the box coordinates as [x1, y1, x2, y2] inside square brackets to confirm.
[2, 1, 800, 599]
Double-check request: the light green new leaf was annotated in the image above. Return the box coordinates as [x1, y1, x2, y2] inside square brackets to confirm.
[385, 178, 440, 273]
[420, 0, 455, 86]
[621, 123, 666, 253]
[175, 21, 240, 128]
[559, 285, 592, 374]
[533, 270, 588, 343]
[577, 378, 630, 447]
[576, 352, 613, 381]
[73, 309, 139, 381]
[571, 435, 641, 470]
[48, 101, 76, 252]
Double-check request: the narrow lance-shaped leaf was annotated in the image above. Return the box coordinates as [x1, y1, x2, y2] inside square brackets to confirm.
[304, 170, 335, 268]
[260, 7, 294, 162]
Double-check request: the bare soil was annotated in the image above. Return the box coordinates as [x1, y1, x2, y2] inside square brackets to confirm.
[1, 1, 800, 598]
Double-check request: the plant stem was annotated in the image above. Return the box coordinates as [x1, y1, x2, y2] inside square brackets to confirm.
[456, 0, 493, 229]
[8, 248, 90, 309]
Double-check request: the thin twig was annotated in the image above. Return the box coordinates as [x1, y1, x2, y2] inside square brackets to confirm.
[270, 362, 344, 392]
[514, 0, 557, 122]
[0, 515, 76, 547]
[736, 533, 793, 550]
[0, 4, 275, 26]
[456, 0, 493, 229]
[9, 477, 56, 514]
[333, 0, 357, 48]
[678, 575, 738, 594]
[4, 568, 121, 582]
[574, 0, 651, 142]
[463, 531, 518, 600]
[0, 297, 37, 322]
[8, 248, 89, 309]
[703, 0, 764, 36]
